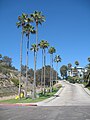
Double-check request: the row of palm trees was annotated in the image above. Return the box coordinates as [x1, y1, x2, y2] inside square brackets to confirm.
[16, 11, 61, 99]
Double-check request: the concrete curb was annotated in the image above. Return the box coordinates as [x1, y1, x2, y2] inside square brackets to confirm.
[81, 84, 90, 96]
[37, 86, 64, 106]
[0, 103, 38, 106]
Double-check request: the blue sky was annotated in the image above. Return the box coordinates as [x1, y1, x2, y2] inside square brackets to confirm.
[0, 0, 90, 74]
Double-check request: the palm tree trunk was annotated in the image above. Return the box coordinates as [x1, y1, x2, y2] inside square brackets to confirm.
[35, 23, 38, 72]
[43, 48, 46, 94]
[33, 51, 36, 99]
[25, 35, 29, 98]
[52, 54, 53, 86]
[56, 62, 58, 83]
[41, 49, 43, 91]
[18, 32, 23, 99]
[50, 54, 52, 92]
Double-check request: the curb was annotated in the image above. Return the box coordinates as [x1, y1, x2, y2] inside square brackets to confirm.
[0, 103, 38, 107]
[38, 86, 64, 106]
[81, 84, 90, 96]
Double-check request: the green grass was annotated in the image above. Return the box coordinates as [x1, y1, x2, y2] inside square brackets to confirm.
[0, 86, 61, 104]
[0, 96, 49, 104]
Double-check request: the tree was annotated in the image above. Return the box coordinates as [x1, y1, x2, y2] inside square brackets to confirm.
[54, 55, 61, 82]
[60, 65, 68, 79]
[88, 57, 90, 63]
[75, 61, 79, 67]
[16, 13, 28, 98]
[30, 44, 38, 99]
[85, 57, 90, 86]
[48, 47, 56, 92]
[39, 40, 49, 94]
[67, 63, 72, 76]
[23, 23, 35, 98]
[75, 61, 79, 77]
[0, 54, 2, 59]
[30, 11, 45, 78]
[2, 56, 12, 67]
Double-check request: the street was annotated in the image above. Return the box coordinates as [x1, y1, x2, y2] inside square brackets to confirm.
[41, 81, 90, 106]
[0, 81, 90, 120]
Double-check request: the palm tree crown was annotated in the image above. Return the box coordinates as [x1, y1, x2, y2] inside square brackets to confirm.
[39, 40, 49, 49]
[54, 55, 61, 63]
[23, 24, 36, 38]
[30, 11, 45, 25]
[48, 47, 56, 54]
[16, 13, 28, 28]
[75, 61, 79, 67]
[30, 44, 38, 52]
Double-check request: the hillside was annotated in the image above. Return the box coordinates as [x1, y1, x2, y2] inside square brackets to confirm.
[0, 65, 19, 97]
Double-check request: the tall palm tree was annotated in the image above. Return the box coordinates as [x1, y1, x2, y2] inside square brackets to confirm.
[23, 23, 35, 98]
[75, 61, 79, 67]
[48, 47, 56, 92]
[30, 44, 38, 99]
[75, 61, 79, 76]
[54, 55, 61, 82]
[16, 13, 28, 99]
[30, 11, 45, 74]
[67, 63, 72, 76]
[39, 40, 49, 94]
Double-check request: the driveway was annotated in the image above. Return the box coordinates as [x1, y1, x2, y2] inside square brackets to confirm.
[40, 81, 90, 106]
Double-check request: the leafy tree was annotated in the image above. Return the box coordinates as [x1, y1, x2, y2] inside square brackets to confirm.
[88, 57, 90, 63]
[60, 65, 68, 79]
[48, 47, 56, 92]
[0, 54, 2, 60]
[2, 56, 12, 67]
[85, 57, 90, 87]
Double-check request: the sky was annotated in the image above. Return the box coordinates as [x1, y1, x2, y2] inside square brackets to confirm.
[0, 0, 90, 75]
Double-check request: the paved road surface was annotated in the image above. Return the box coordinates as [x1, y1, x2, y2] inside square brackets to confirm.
[0, 81, 90, 120]
[41, 81, 90, 106]
[0, 106, 90, 120]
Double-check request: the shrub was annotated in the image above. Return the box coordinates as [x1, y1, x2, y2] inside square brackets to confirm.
[11, 78, 19, 87]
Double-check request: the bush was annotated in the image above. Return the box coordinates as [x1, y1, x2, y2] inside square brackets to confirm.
[11, 78, 19, 87]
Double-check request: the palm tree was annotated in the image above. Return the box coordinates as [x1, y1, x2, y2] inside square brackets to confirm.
[16, 13, 28, 99]
[30, 44, 38, 99]
[54, 55, 61, 83]
[30, 11, 45, 74]
[48, 47, 56, 92]
[75, 61, 79, 67]
[67, 63, 72, 76]
[23, 23, 35, 98]
[39, 40, 49, 94]
[75, 61, 79, 76]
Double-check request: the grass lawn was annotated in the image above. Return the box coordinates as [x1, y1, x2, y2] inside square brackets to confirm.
[0, 86, 61, 104]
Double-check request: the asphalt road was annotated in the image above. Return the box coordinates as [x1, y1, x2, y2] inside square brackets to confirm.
[0, 106, 90, 120]
[0, 81, 90, 120]
[41, 81, 90, 106]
